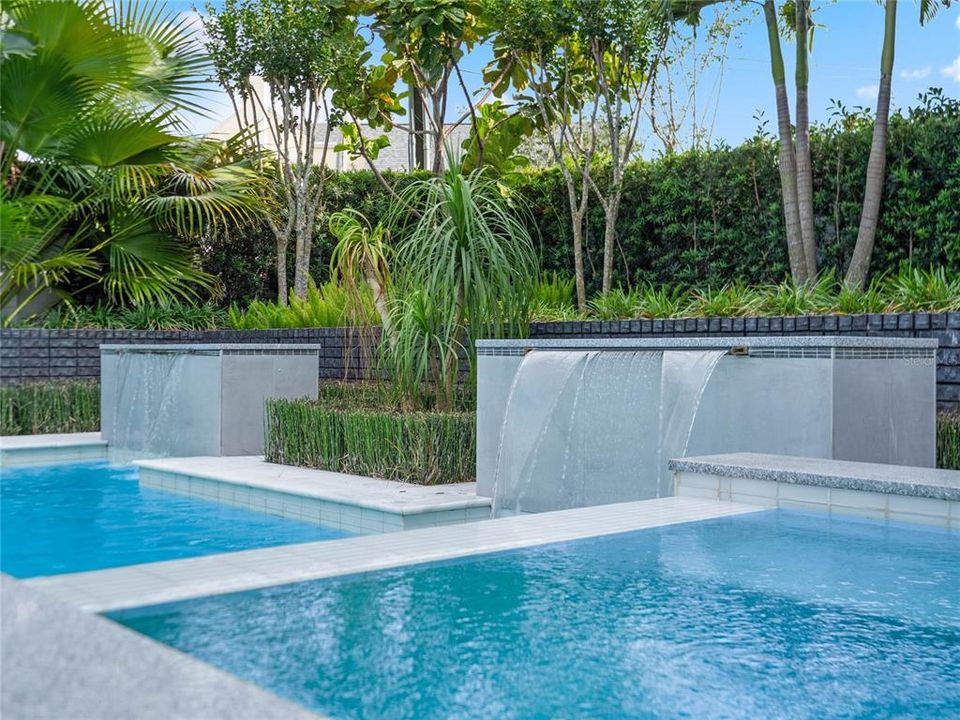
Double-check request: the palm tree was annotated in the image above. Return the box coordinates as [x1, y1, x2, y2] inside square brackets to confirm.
[386, 159, 539, 410]
[844, 0, 946, 288]
[0, 0, 266, 324]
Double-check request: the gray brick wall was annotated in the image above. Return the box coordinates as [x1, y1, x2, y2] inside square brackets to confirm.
[2, 311, 958, 411]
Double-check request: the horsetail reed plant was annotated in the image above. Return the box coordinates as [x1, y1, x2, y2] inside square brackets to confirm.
[0, 381, 100, 435]
[938, 412, 960, 470]
[264, 395, 475, 484]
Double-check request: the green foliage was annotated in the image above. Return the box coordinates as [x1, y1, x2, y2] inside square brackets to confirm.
[34, 299, 227, 330]
[938, 412, 960, 471]
[531, 272, 578, 319]
[634, 284, 687, 318]
[264, 391, 476, 484]
[526, 265, 959, 321]
[0, 381, 100, 435]
[881, 265, 960, 312]
[227, 281, 376, 330]
[686, 283, 763, 318]
[386, 163, 539, 409]
[0, 0, 266, 323]
[195, 91, 956, 304]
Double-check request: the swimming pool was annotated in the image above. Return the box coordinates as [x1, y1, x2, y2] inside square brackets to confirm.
[116, 510, 960, 719]
[1, 461, 347, 577]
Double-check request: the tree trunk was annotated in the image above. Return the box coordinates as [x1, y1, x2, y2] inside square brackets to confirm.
[572, 217, 587, 311]
[366, 275, 393, 349]
[763, 0, 808, 283]
[276, 235, 288, 305]
[794, 0, 818, 277]
[292, 201, 311, 299]
[846, 0, 896, 289]
[601, 197, 621, 294]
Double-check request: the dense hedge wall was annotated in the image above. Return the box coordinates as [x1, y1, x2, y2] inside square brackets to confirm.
[264, 384, 475, 484]
[0, 381, 100, 435]
[198, 91, 959, 305]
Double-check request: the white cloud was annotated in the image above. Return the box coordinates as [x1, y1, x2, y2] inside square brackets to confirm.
[941, 56, 960, 82]
[900, 66, 931, 80]
[856, 85, 879, 99]
[956, 13, 960, 30]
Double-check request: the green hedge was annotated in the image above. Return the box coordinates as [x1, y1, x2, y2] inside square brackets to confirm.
[264, 393, 475, 484]
[197, 91, 959, 305]
[938, 412, 960, 471]
[0, 381, 100, 435]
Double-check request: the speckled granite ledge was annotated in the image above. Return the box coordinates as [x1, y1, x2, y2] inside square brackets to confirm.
[669, 453, 960, 501]
[478, 336, 938, 350]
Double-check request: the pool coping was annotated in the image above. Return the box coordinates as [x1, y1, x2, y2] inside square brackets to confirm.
[24, 496, 764, 613]
[1, 575, 323, 720]
[669, 453, 960, 501]
[134, 456, 492, 534]
[477, 336, 939, 350]
[0, 432, 108, 466]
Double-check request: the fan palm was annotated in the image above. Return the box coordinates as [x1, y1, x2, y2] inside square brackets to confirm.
[0, 0, 266, 325]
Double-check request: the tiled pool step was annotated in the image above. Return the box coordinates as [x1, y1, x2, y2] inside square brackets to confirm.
[671, 453, 960, 529]
[0, 432, 107, 467]
[135, 456, 492, 534]
[26, 496, 763, 613]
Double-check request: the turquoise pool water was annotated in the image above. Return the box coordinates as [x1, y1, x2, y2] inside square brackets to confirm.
[1, 461, 347, 577]
[117, 510, 960, 720]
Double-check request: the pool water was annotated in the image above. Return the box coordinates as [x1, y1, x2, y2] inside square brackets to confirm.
[1, 461, 347, 577]
[117, 510, 960, 720]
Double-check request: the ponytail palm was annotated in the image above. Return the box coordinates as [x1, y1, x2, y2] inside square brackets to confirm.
[0, 0, 265, 324]
[387, 161, 538, 409]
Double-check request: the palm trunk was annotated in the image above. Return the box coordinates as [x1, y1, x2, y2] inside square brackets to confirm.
[794, 0, 818, 277]
[845, 0, 896, 289]
[763, 0, 807, 284]
[366, 276, 393, 349]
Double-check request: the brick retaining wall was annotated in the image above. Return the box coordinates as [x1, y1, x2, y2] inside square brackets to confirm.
[2, 311, 957, 411]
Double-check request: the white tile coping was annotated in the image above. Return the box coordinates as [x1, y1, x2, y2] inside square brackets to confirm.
[25, 497, 763, 613]
[133, 456, 491, 515]
[0, 432, 106, 450]
[0, 432, 108, 466]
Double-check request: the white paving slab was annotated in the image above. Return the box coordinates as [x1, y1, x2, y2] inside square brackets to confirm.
[25, 497, 764, 613]
[134, 455, 491, 514]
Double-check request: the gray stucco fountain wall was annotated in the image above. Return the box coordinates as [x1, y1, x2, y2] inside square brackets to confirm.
[476, 336, 938, 513]
[101, 344, 320, 457]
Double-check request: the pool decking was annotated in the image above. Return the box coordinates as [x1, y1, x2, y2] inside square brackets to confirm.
[25, 496, 763, 613]
[1, 575, 322, 720]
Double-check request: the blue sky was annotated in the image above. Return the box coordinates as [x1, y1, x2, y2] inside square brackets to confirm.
[176, 0, 960, 149]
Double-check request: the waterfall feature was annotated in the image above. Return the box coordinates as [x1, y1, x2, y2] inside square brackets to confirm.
[491, 349, 726, 515]
[108, 350, 189, 458]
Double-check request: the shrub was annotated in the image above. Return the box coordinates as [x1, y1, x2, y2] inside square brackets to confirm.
[0, 381, 100, 435]
[938, 412, 960, 471]
[34, 300, 227, 330]
[265, 392, 475, 484]
[227, 281, 377, 329]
